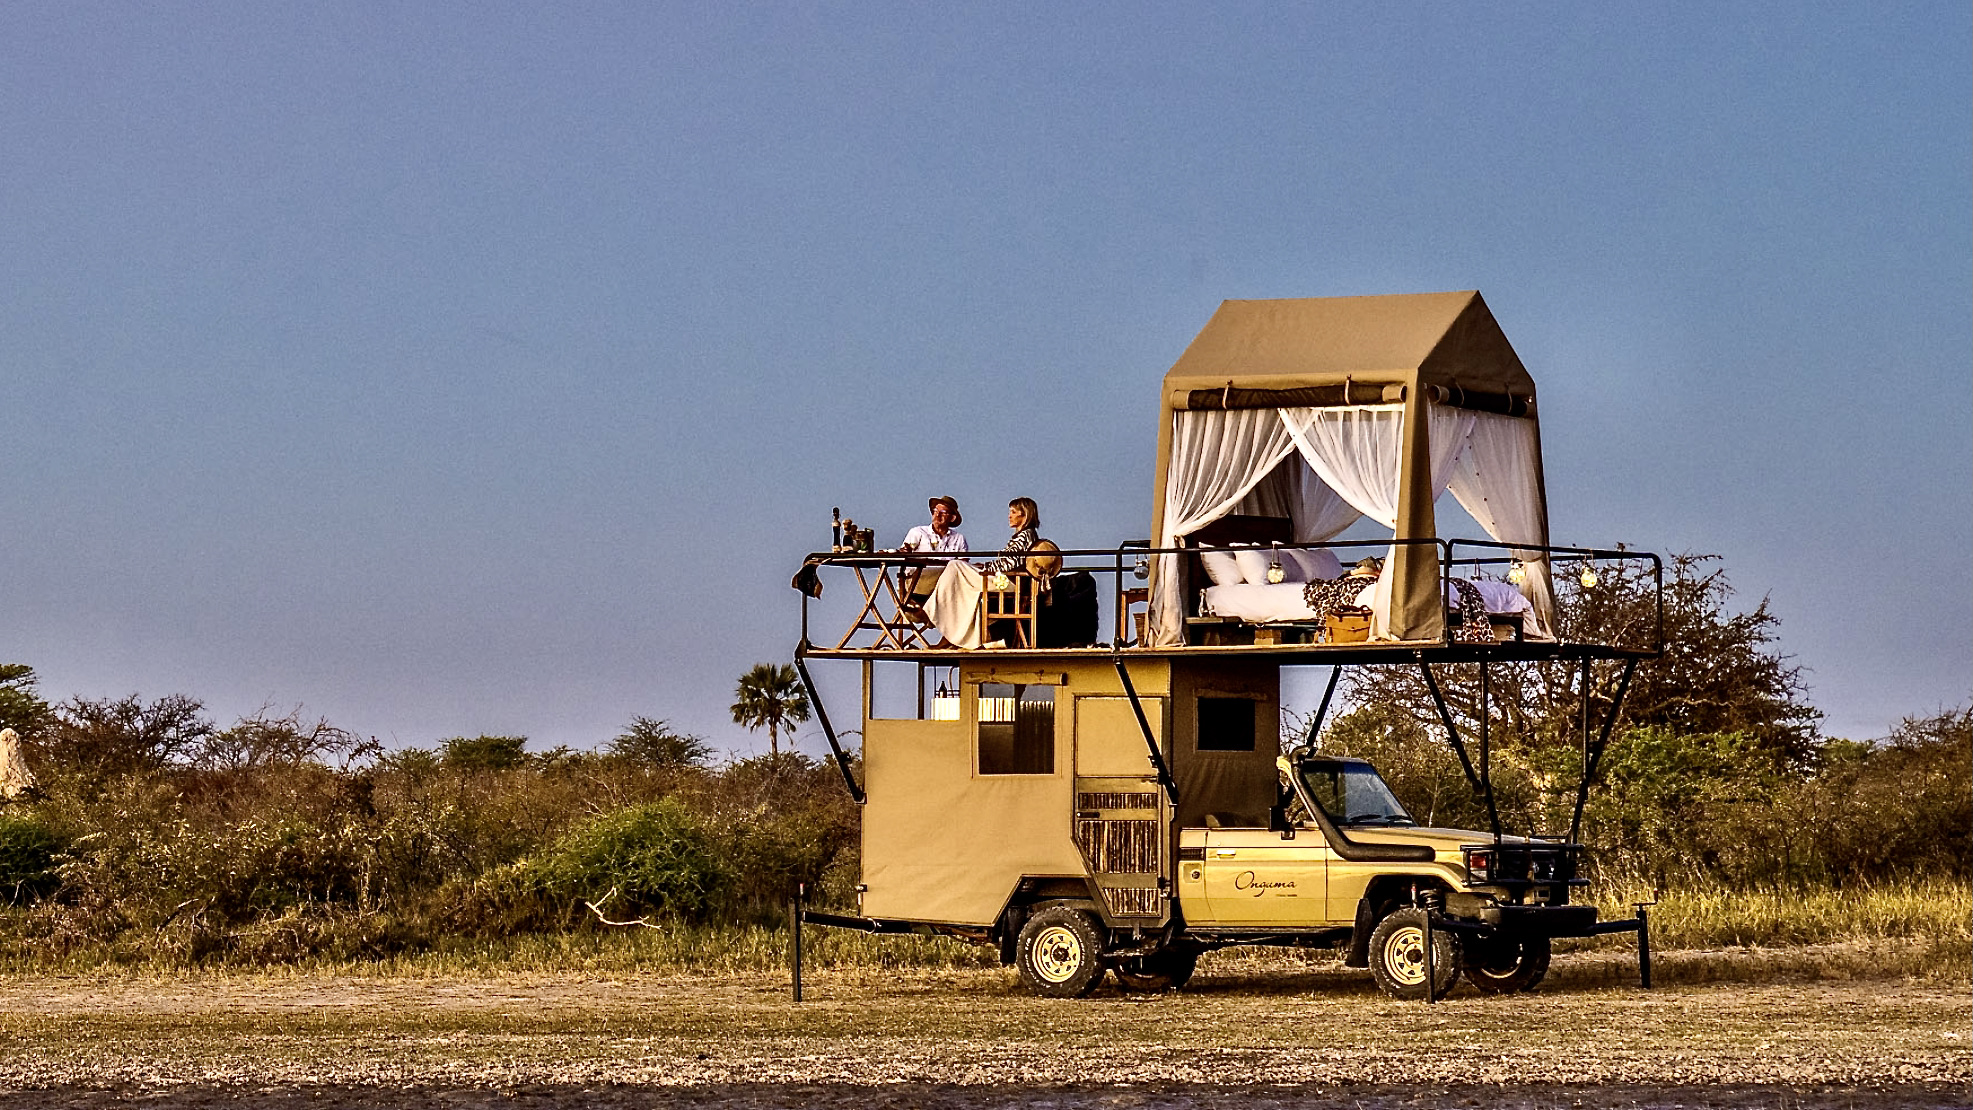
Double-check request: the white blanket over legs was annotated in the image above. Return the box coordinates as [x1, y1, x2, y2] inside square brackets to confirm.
[924, 561, 986, 649]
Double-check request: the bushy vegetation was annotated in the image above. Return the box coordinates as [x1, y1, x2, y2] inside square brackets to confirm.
[0, 558, 1962, 973]
[1313, 555, 1971, 889]
[1322, 705, 1970, 888]
[0, 675, 857, 967]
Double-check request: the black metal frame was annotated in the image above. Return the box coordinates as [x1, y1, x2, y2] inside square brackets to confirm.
[792, 652, 865, 804]
[796, 539, 1665, 662]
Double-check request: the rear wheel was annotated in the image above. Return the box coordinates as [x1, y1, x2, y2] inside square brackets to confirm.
[1113, 944, 1200, 993]
[1016, 906, 1107, 997]
[1368, 907, 1462, 1000]
[1463, 934, 1551, 994]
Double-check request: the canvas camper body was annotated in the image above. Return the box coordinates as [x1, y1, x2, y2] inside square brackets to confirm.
[857, 656, 1281, 931]
[792, 291, 1663, 997]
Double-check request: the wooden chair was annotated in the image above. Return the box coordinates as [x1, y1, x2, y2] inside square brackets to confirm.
[982, 541, 1062, 648]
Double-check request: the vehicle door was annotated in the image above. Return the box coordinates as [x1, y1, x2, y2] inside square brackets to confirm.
[1198, 826, 1327, 926]
[1072, 695, 1168, 921]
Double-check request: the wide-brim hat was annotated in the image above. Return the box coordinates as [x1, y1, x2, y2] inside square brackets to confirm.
[1025, 539, 1062, 579]
[929, 496, 962, 527]
[1347, 556, 1384, 577]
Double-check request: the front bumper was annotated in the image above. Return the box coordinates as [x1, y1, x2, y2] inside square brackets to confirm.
[1478, 903, 1600, 937]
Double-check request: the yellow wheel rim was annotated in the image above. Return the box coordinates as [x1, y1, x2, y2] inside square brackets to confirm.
[1032, 924, 1084, 984]
[1385, 924, 1428, 986]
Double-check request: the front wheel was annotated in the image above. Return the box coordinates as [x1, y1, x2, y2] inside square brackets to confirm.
[1463, 934, 1551, 994]
[1016, 906, 1107, 997]
[1368, 907, 1462, 1000]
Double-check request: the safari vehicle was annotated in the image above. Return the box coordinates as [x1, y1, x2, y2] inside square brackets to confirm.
[789, 292, 1660, 999]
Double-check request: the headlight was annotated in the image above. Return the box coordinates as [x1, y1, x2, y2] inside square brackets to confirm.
[1464, 848, 1491, 883]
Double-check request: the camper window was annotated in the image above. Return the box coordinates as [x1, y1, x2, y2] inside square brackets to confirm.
[978, 683, 1054, 775]
[1196, 697, 1258, 752]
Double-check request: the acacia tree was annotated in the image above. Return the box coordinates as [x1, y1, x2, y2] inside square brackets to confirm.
[35, 693, 215, 776]
[1330, 554, 1820, 763]
[1310, 554, 1825, 840]
[730, 663, 810, 757]
[609, 716, 712, 769]
[192, 705, 376, 771]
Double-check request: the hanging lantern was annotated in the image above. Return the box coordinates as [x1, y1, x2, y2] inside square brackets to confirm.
[1507, 560, 1527, 585]
[1579, 564, 1599, 589]
[1266, 542, 1286, 584]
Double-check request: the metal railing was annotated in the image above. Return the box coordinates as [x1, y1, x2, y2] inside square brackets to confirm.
[1443, 540, 1664, 656]
[795, 537, 1663, 656]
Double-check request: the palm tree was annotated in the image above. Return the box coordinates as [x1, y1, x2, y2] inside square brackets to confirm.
[730, 662, 810, 757]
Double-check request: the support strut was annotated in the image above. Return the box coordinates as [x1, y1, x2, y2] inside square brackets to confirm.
[1417, 655, 1484, 795]
[1567, 657, 1639, 843]
[1112, 657, 1180, 805]
[792, 652, 866, 804]
[1479, 660, 1501, 842]
[1301, 665, 1344, 747]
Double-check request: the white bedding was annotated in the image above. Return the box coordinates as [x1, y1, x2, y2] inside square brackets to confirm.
[1202, 577, 1541, 631]
[1202, 580, 1374, 623]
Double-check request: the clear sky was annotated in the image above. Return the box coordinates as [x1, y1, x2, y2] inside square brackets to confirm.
[2, 4, 1966, 755]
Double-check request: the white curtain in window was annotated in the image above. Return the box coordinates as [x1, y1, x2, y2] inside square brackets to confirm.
[1149, 408, 1300, 644]
[1281, 405, 1474, 636]
[1444, 408, 1555, 637]
[1287, 460, 1362, 541]
[1282, 405, 1405, 525]
[1230, 457, 1363, 542]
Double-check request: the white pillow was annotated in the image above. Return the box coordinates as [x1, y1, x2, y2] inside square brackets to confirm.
[1233, 546, 1276, 585]
[1286, 547, 1344, 581]
[1197, 545, 1242, 587]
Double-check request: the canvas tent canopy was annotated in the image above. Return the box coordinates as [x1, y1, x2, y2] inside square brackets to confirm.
[1149, 290, 1556, 646]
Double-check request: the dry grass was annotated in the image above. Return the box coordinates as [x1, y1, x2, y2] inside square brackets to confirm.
[2, 880, 1963, 984]
[1571, 878, 1972, 982]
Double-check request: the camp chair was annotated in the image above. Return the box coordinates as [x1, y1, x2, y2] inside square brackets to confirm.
[983, 541, 1062, 648]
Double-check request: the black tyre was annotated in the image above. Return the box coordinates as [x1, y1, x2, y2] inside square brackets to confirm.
[1016, 905, 1107, 997]
[1367, 907, 1462, 1001]
[1462, 934, 1551, 994]
[1112, 943, 1200, 993]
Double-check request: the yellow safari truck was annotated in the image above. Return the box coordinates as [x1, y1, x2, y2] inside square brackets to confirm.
[790, 292, 1661, 999]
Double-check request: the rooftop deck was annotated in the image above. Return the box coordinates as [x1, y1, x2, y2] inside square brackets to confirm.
[795, 539, 1662, 666]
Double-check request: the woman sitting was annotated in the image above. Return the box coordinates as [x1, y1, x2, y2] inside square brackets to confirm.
[986, 497, 1041, 580]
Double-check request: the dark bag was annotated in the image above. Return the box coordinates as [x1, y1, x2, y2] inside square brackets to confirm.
[1036, 570, 1098, 648]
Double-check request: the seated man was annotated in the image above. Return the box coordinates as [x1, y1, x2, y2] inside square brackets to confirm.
[900, 496, 967, 613]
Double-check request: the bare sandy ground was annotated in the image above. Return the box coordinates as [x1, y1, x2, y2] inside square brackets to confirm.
[0, 954, 1961, 1108]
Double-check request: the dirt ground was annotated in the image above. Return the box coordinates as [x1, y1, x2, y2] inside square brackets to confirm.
[0, 952, 1961, 1108]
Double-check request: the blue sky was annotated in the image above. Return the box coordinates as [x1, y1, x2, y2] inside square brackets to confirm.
[1, 3, 1966, 753]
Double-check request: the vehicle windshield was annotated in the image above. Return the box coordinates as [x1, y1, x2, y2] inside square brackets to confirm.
[1296, 761, 1416, 826]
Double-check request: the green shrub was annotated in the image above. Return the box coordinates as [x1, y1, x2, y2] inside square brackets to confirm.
[533, 800, 728, 923]
[439, 735, 529, 772]
[0, 812, 64, 904]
